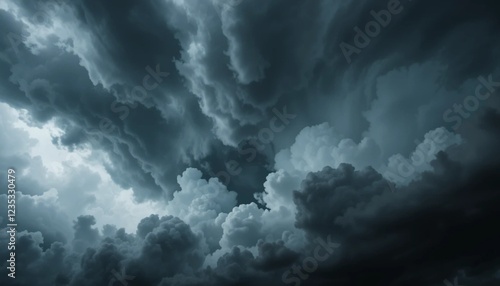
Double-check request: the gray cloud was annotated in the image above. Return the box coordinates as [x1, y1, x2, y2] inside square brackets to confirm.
[1, 0, 500, 285]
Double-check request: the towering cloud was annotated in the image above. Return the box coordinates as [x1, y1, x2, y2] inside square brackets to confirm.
[1, 0, 500, 285]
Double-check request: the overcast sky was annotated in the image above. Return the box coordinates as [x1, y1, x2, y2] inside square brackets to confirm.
[1, 0, 500, 285]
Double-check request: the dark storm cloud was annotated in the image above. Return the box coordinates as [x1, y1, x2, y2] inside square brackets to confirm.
[193, 140, 272, 203]
[294, 163, 388, 237]
[130, 216, 204, 278]
[253, 240, 300, 271]
[0, 1, 217, 201]
[0, 214, 296, 286]
[0, 192, 72, 249]
[2, 0, 500, 200]
[292, 121, 500, 285]
[0, 232, 72, 286]
[1, 0, 500, 285]
[166, 0, 500, 156]
[0, 0, 290, 202]
[0, 39, 166, 199]
[72, 215, 100, 253]
[3, 133, 500, 286]
[71, 241, 125, 286]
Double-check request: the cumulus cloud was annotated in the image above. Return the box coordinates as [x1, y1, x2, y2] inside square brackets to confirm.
[1, 0, 500, 285]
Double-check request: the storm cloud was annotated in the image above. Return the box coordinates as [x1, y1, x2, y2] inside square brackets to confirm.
[1, 0, 500, 285]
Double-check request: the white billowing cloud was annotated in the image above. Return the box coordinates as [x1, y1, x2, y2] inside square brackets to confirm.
[263, 122, 383, 212]
[218, 199, 306, 255]
[220, 202, 264, 249]
[220, 122, 383, 256]
[275, 122, 382, 174]
[166, 168, 237, 251]
[169, 168, 237, 226]
[260, 169, 301, 211]
[264, 122, 463, 210]
[246, 123, 461, 258]
[277, 122, 341, 173]
[216, 201, 305, 257]
[166, 166, 306, 259]
[260, 206, 306, 250]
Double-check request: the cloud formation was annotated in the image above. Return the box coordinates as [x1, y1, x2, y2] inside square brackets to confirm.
[1, 0, 500, 285]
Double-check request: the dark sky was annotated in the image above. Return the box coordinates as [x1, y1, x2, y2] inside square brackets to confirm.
[0, 0, 500, 285]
